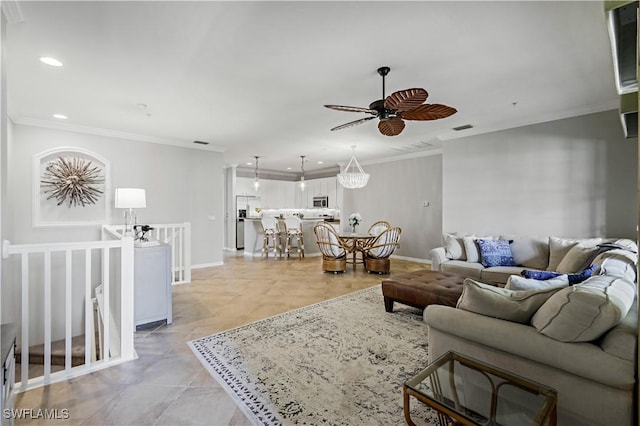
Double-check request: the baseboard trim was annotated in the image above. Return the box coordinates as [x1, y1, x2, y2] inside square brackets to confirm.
[391, 255, 431, 264]
[243, 251, 322, 258]
[192, 262, 223, 269]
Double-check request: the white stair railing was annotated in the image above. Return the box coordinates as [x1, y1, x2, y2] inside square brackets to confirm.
[101, 223, 191, 284]
[2, 237, 135, 392]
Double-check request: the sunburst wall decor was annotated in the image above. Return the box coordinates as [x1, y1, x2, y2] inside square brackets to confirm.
[40, 156, 105, 207]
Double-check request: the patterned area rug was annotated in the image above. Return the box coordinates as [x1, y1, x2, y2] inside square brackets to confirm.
[188, 285, 440, 425]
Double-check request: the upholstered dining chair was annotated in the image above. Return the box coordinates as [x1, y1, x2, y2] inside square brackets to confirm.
[362, 227, 402, 274]
[368, 220, 391, 237]
[284, 216, 304, 259]
[313, 222, 347, 273]
[260, 216, 282, 258]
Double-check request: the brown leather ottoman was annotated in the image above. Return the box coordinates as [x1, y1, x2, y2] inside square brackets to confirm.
[381, 270, 467, 312]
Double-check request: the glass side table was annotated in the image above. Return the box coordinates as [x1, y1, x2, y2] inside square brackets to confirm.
[403, 351, 557, 426]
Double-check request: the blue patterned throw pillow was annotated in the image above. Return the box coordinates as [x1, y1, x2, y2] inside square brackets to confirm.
[521, 270, 562, 280]
[522, 264, 596, 285]
[477, 239, 516, 267]
[567, 264, 597, 285]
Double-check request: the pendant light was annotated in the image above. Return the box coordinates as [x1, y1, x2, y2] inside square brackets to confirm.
[253, 156, 260, 191]
[299, 155, 306, 191]
[337, 146, 369, 189]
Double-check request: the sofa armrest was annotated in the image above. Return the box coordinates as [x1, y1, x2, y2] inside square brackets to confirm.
[429, 247, 448, 271]
[423, 305, 635, 390]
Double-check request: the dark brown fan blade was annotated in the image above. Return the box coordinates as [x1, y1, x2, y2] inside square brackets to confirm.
[378, 117, 405, 136]
[330, 116, 375, 131]
[324, 105, 377, 115]
[401, 104, 457, 121]
[384, 88, 428, 112]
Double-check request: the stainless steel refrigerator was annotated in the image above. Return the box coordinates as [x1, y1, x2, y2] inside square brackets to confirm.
[236, 196, 261, 249]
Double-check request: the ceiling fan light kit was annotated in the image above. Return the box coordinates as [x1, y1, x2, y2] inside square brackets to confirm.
[325, 66, 457, 136]
[337, 146, 369, 189]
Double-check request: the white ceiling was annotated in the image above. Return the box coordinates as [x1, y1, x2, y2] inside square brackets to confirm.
[6, 1, 619, 173]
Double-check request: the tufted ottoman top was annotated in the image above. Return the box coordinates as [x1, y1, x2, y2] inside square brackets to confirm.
[382, 270, 467, 310]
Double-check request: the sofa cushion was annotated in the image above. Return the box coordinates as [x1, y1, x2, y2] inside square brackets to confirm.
[501, 235, 549, 270]
[546, 237, 579, 271]
[556, 241, 599, 274]
[444, 233, 466, 260]
[531, 275, 636, 342]
[598, 301, 637, 363]
[441, 261, 483, 280]
[477, 239, 515, 267]
[505, 275, 569, 291]
[594, 249, 638, 283]
[481, 266, 526, 285]
[457, 279, 560, 323]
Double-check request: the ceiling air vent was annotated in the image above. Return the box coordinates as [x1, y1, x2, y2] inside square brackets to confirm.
[193, 140, 210, 145]
[452, 124, 473, 131]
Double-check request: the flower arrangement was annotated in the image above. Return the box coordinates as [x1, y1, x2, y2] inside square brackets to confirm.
[348, 213, 362, 233]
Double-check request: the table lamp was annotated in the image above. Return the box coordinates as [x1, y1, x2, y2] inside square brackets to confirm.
[115, 188, 146, 235]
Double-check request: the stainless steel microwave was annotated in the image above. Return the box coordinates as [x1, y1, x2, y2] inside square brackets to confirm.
[313, 196, 328, 208]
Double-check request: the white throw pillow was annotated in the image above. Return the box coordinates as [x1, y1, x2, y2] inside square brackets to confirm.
[444, 233, 466, 260]
[505, 275, 569, 291]
[456, 278, 562, 324]
[531, 275, 635, 342]
[463, 235, 495, 263]
[555, 241, 600, 274]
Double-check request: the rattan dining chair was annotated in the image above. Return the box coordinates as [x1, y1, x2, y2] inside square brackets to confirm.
[362, 227, 402, 274]
[368, 220, 391, 237]
[313, 222, 347, 273]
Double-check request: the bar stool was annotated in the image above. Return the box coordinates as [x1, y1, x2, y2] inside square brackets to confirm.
[284, 216, 305, 259]
[261, 216, 281, 258]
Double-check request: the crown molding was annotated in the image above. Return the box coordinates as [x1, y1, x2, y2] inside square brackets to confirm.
[437, 102, 618, 141]
[1, 1, 24, 24]
[341, 148, 443, 168]
[12, 116, 226, 152]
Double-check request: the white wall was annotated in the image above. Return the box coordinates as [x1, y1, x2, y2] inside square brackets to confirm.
[9, 124, 224, 265]
[443, 109, 637, 239]
[3, 123, 224, 342]
[342, 152, 443, 261]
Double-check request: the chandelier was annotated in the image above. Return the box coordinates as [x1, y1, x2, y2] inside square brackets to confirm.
[253, 156, 260, 191]
[300, 155, 306, 191]
[337, 146, 369, 189]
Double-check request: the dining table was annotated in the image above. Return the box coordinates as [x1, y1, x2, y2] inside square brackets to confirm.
[338, 232, 375, 270]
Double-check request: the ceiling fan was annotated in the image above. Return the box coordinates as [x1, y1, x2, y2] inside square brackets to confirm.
[325, 67, 457, 136]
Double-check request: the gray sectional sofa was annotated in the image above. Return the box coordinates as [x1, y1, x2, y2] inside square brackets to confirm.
[424, 234, 638, 425]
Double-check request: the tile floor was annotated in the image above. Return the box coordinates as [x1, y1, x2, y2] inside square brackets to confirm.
[14, 252, 429, 425]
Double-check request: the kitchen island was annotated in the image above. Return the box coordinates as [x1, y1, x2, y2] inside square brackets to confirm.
[244, 218, 335, 257]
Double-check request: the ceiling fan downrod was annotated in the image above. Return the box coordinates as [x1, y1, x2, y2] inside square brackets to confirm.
[377, 66, 390, 99]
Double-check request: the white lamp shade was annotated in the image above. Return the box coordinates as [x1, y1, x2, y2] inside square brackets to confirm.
[115, 188, 146, 209]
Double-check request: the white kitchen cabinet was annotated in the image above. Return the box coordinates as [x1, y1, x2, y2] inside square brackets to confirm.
[134, 243, 172, 329]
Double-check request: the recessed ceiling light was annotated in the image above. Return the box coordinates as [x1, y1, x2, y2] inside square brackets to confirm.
[247, 162, 253, 166]
[52, 114, 68, 120]
[287, 167, 292, 170]
[40, 57, 63, 67]
[317, 161, 324, 164]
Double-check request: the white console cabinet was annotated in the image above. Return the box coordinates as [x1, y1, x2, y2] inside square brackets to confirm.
[134, 243, 172, 329]
[1, 324, 16, 426]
